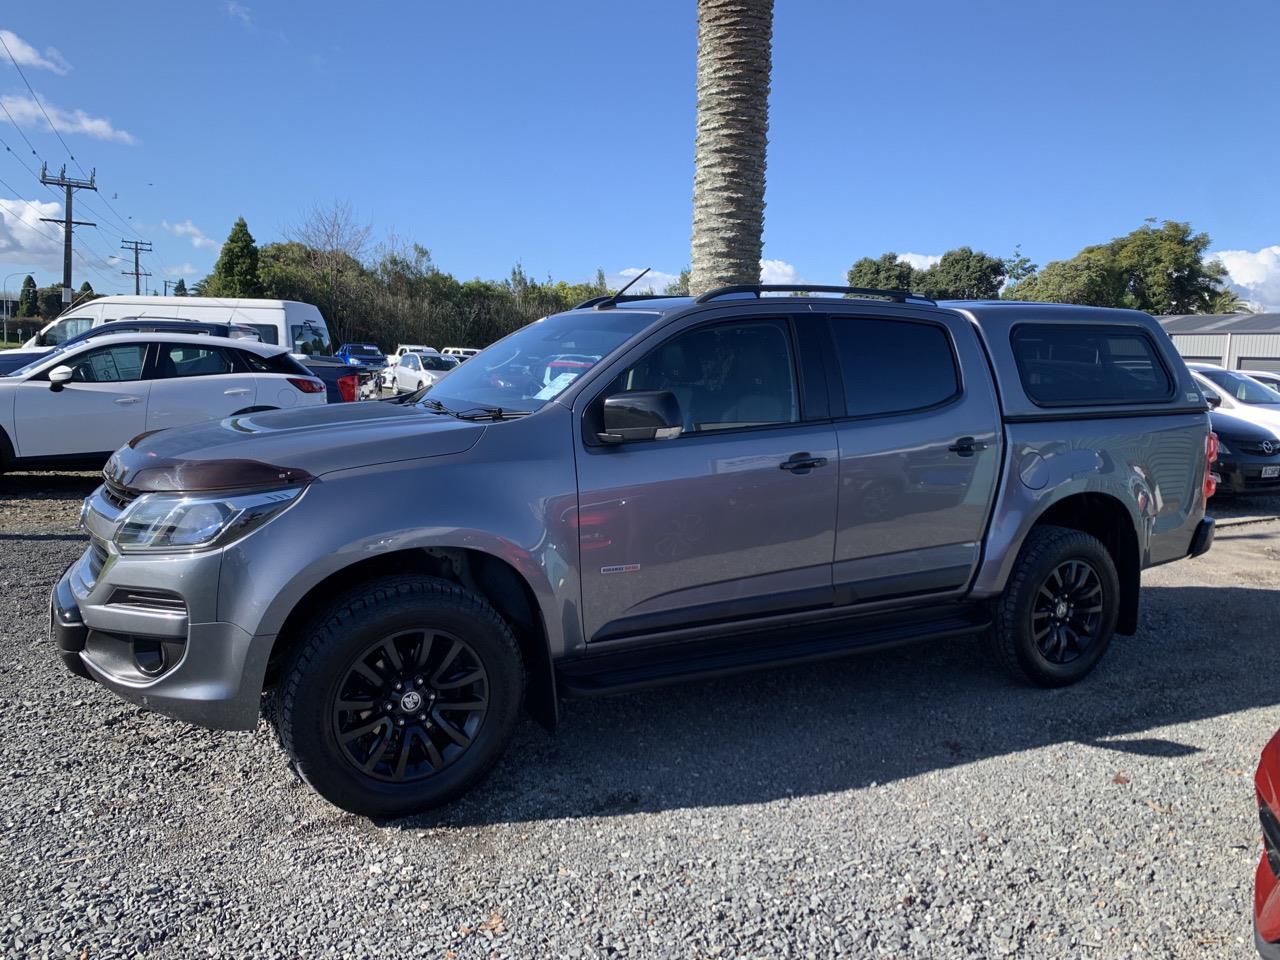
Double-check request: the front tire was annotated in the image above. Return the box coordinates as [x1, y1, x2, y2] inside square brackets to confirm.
[275, 575, 525, 817]
[989, 525, 1119, 687]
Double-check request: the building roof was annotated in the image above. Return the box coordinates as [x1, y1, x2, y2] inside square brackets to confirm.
[1158, 313, 1280, 334]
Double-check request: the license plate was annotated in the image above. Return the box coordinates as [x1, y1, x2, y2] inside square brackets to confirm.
[1263, 465, 1280, 479]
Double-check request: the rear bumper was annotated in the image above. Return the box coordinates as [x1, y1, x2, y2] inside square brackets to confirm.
[1187, 517, 1214, 558]
[1260, 919, 1280, 959]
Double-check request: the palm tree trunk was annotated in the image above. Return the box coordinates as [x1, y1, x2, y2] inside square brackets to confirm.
[689, 0, 774, 297]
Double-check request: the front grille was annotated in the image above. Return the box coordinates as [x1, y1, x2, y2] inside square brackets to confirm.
[107, 589, 187, 615]
[86, 541, 109, 582]
[1239, 441, 1280, 457]
[102, 478, 139, 511]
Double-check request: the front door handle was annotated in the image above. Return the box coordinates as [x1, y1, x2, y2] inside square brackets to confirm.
[780, 453, 829, 473]
[948, 436, 989, 457]
[114, 396, 142, 405]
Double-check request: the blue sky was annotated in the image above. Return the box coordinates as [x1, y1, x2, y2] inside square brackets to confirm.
[2, 1, 1279, 305]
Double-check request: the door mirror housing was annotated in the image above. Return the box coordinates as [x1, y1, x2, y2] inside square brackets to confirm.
[48, 365, 74, 390]
[1203, 392, 1222, 409]
[599, 391, 683, 444]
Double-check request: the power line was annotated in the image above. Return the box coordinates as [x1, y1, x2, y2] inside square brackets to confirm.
[0, 32, 83, 175]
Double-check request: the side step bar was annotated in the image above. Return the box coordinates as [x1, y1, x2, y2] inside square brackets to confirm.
[556, 604, 991, 697]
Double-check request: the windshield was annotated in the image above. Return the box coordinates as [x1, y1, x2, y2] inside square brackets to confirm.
[1200, 368, 1280, 405]
[347, 344, 381, 356]
[425, 311, 656, 412]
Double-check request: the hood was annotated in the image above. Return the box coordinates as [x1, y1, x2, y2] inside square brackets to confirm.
[1211, 408, 1280, 442]
[105, 400, 485, 493]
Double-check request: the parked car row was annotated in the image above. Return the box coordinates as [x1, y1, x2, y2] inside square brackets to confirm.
[0, 331, 325, 471]
[1187, 363, 1280, 496]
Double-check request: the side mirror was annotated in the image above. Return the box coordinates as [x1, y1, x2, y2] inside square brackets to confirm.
[48, 365, 73, 391]
[1204, 392, 1222, 409]
[599, 390, 683, 444]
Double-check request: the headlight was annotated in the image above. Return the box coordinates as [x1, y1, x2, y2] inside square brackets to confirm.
[114, 487, 304, 553]
[1217, 440, 1232, 456]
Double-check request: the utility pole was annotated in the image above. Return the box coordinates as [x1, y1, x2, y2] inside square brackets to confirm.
[120, 239, 153, 295]
[39, 163, 96, 308]
[162, 279, 181, 295]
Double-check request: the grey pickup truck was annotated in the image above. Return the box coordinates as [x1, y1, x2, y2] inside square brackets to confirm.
[53, 285, 1216, 817]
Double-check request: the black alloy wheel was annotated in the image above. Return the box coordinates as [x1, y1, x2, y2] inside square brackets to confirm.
[1029, 559, 1105, 664]
[333, 630, 489, 783]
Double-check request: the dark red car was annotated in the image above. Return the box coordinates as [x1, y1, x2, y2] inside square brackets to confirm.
[1255, 732, 1280, 956]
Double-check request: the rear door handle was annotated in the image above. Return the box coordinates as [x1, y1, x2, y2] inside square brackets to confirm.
[780, 453, 829, 473]
[114, 397, 141, 405]
[948, 436, 989, 457]
[223, 388, 252, 396]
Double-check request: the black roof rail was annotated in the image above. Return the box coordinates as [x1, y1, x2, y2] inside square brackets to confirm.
[693, 284, 935, 305]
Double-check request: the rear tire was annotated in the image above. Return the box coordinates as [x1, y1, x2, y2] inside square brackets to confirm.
[275, 575, 525, 818]
[989, 525, 1119, 687]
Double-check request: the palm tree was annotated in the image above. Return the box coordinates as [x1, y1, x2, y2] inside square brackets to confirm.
[1204, 287, 1252, 315]
[689, 0, 774, 297]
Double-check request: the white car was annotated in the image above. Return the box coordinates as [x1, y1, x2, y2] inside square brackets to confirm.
[441, 346, 480, 361]
[388, 351, 457, 394]
[0, 332, 325, 471]
[1190, 369, 1280, 431]
[1240, 369, 1280, 392]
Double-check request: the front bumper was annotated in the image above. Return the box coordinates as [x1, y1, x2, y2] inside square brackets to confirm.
[1216, 457, 1280, 495]
[51, 486, 272, 730]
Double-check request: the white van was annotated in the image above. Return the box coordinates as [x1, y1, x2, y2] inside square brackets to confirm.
[24, 296, 333, 357]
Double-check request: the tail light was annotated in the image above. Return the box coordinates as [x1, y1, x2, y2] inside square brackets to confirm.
[1204, 431, 1219, 500]
[337, 374, 358, 403]
[287, 377, 326, 395]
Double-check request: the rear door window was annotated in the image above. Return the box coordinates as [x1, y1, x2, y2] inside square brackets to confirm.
[829, 317, 960, 417]
[155, 344, 235, 378]
[1011, 324, 1173, 406]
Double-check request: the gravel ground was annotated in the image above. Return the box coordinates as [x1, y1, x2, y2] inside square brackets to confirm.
[2, 471, 1279, 959]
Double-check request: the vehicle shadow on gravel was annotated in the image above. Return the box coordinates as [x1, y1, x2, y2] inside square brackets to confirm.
[413, 583, 1278, 828]
[0, 472, 99, 501]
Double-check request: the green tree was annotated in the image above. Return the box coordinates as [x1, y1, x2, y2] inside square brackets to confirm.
[37, 285, 64, 320]
[18, 274, 37, 317]
[914, 247, 1006, 300]
[847, 252, 916, 291]
[173, 277, 187, 296]
[1001, 244, 1037, 287]
[1204, 287, 1250, 314]
[663, 268, 691, 296]
[202, 217, 263, 297]
[1006, 220, 1226, 314]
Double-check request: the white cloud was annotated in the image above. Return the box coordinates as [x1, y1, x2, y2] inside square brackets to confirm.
[223, 1, 253, 25]
[605, 267, 681, 294]
[164, 262, 198, 277]
[899, 252, 941, 272]
[161, 219, 217, 250]
[0, 30, 70, 75]
[0, 195, 65, 271]
[760, 258, 799, 285]
[1209, 246, 1280, 312]
[0, 94, 135, 145]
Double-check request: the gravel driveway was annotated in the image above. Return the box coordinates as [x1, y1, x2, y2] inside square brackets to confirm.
[2, 472, 1278, 959]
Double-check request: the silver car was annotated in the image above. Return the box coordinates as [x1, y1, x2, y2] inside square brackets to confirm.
[53, 285, 1215, 817]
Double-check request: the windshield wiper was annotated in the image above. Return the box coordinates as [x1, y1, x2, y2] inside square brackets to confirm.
[452, 406, 532, 421]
